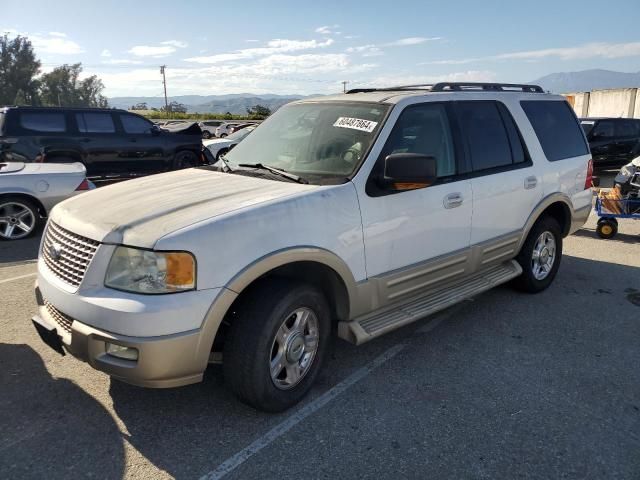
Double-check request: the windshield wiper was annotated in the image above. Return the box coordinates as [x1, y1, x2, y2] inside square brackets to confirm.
[238, 163, 309, 184]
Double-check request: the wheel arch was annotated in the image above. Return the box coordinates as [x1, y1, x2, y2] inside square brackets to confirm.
[520, 194, 573, 247]
[205, 247, 358, 357]
[0, 191, 48, 217]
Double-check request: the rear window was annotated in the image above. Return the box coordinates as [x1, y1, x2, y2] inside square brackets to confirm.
[521, 101, 589, 161]
[76, 113, 116, 133]
[120, 114, 153, 134]
[19, 112, 67, 133]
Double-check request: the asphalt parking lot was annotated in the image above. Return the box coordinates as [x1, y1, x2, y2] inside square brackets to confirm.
[1, 195, 639, 479]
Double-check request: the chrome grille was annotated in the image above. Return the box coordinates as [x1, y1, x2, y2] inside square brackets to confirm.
[44, 301, 73, 334]
[42, 222, 99, 287]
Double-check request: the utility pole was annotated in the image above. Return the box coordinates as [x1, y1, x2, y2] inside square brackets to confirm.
[160, 65, 169, 115]
[341, 80, 349, 93]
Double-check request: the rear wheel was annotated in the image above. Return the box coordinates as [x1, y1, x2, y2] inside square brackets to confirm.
[596, 218, 618, 239]
[223, 280, 331, 412]
[0, 196, 42, 241]
[173, 151, 198, 170]
[513, 216, 562, 293]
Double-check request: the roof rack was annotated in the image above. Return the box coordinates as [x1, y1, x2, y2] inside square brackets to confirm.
[346, 82, 544, 94]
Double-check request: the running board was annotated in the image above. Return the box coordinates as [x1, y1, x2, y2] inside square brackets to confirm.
[338, 260, 522, 345]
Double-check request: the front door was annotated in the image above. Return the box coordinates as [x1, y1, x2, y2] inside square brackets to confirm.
[356, 103, 472, 284]
[116, 113, 167, 174]
[74, 111, 120, 176]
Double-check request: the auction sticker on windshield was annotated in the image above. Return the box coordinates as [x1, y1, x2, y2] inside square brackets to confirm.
[333, 117, 378, 133]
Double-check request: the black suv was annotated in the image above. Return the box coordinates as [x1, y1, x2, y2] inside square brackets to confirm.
[0, 107, 204, 177]
[580, 117, 640, 169]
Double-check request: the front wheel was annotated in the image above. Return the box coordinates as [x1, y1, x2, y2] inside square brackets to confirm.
[596, 218, 618, 239]
[223, 280, 331, 412]
[202, 131, 211, 139]
[513, 216, 562, 293]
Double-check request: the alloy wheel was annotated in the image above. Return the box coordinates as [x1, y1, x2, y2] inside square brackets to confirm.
[0, 202, 36, 240]
[531, 231, 556, 280]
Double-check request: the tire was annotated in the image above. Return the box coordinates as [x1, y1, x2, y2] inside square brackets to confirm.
[173, 151, 199, 170]
[202, 131, 211, 139]
[223, 279, 331, 412]
[596, 218, 618, 239]
[513, 216, 563, 293]
[220, 133, 227, 138]
[215, 148, 229, 162]
[0, 196, 43, 241]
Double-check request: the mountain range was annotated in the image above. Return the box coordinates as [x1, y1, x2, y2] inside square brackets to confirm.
[108, 69, 640, 113]
[531, 69, 640, 93]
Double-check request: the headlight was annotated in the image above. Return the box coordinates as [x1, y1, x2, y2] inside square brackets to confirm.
[105, 246, 196, 294]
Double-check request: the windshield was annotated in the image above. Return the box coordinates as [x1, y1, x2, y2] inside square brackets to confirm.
[227, 126, 254, 141]
[224, 102, 388, 181]
[580, 121, 595, 136]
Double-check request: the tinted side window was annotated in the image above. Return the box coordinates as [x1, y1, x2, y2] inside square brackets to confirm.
[616, 120, 640, 137]
[76, 113, 115, 133]
[591, 120, 615, 138]
[496, 103, 527, 164]
[456, 101, 512, 171]
[120, 114, 153, 134]
[521, 101, 590, 161]
[19, 112, 66, 132]
[380, 103, 456, 177]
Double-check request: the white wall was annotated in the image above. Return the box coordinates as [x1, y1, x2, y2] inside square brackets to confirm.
[564, 88, 640, 119]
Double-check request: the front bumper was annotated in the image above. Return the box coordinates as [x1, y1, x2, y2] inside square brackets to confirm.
[34, 283, 210, 388]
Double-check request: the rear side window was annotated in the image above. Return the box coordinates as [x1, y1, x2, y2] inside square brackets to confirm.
[19, 112, 66, 132]
[591, 120, 615, 138]
[120, 114, 153, 134]
[617, 120, 640, 137]
[521, 101, 589, 161]
[456, 101, 513, 171]
[76, 113, 116, 133]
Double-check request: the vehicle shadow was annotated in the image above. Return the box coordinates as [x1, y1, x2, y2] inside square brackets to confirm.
[108, 253, 640, 479]
[0, 236, 41, 265]
[0, 343, 125, 478]
[572, 227, 638, 244]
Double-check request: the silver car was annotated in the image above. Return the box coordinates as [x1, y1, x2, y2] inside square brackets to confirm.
[0, 161, 92, 240]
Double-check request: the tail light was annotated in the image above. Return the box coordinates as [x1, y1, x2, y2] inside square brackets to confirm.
[75, 179, 90, 191]
[584, 158, 594, 189]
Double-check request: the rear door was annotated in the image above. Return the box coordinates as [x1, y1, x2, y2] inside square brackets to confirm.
[75, 111, 120, 176]
[116, 113, 167, 173]
[588, 119, 618, 165]
[615, 120, 640, 163]
[455, 100, 542, 245]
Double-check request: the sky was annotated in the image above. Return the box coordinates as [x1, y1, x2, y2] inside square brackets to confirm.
[4, 0, 640, 98]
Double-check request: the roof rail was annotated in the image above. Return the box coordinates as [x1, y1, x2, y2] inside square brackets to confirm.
[431, 82, 544, 93]
[346, 82, 544, 94]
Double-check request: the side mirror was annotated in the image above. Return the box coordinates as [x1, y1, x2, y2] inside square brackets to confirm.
[150, 125, 161, 136]
[380, 153, 437, 190]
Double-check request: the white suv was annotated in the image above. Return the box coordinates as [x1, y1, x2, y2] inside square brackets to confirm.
[32, 83, 593, 412]
[198, 120, 224, 139]
[214, 122, 240, 137]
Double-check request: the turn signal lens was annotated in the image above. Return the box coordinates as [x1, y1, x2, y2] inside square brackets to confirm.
[165, 252, 196, 290]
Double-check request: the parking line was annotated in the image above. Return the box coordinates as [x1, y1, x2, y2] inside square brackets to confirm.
[200, 343, 406, 480]
[0, 272, 37, 285]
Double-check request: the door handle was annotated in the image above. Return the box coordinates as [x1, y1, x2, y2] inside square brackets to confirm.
[524, 176, 538, 190]
[443, 192, 463, 209]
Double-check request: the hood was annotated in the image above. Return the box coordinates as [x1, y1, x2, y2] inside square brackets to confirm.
[203, 138, 230, 147]
[51, 168, 316, 248]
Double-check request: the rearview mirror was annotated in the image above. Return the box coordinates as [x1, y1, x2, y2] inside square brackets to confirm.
[380, 153, 437, 191]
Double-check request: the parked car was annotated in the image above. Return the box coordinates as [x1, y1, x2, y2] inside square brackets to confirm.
[31, 82, 592, 412]
[228, 123, 252, 134]
[203, 125, 256, 161]
[0, 161, 92, 240]
[198, 120, 224, 139]
[580, 117, 640, 169]
[0, 107, 204, 178]
[214, 122, 241, 137]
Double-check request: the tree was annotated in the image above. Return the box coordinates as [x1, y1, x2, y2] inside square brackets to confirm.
[0, 35, 41, 106]
[130, 102, 148, 110]
[246, 104, 271, 119]
[161, 101, 187, 114]
[39, 63, 108, 108]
